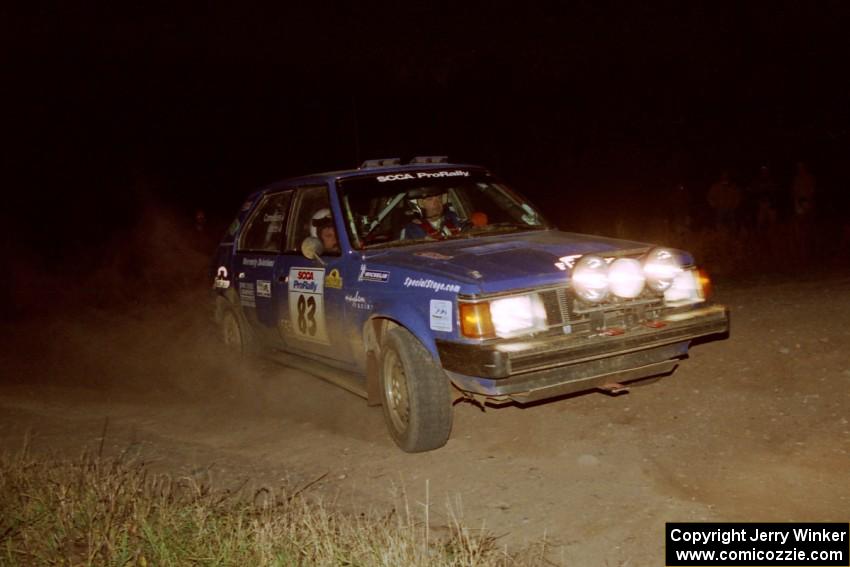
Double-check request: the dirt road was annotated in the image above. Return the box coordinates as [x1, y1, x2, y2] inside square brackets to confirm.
[2, 273, 849, 565]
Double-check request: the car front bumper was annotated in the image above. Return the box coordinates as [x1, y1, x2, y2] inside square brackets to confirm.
[436, 304, 729, 403]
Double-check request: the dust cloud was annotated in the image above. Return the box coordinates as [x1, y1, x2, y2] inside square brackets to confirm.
[2, 201, 243, 400]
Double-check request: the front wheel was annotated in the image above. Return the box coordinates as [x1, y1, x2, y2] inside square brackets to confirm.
[379, 327, 453, 452]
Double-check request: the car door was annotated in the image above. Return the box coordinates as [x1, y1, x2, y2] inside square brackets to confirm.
[232, 190, 294, 347]
[274, 184, 351, 364]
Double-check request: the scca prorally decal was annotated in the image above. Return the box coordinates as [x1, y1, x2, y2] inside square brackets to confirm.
[376, 170, 470, 183]
[403, 277, 460, 294]
[292, 270, 320, 292]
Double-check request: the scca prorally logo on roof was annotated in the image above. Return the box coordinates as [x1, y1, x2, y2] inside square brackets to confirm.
[376, 170, 470, 182]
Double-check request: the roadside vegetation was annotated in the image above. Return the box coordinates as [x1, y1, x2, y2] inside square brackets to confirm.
[0, 442, 555, 566]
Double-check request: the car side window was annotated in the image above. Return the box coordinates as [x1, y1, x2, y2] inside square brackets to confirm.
[286, 185, 339, 255]
[238, 191, 293, 252]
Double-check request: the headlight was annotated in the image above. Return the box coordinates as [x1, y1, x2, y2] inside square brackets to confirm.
[572, 255, 610, 302]
[459, 294, 547, 339]
[608, 258, 645, 299]
[490, 295, 547, 337]
[664, 268, 711, 304]
[643, 247, 683, 293]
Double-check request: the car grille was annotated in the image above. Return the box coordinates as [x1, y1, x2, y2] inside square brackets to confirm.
[538, 287, 664, 335]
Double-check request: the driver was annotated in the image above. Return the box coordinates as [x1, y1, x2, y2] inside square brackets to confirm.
[401, 186, 463, 240]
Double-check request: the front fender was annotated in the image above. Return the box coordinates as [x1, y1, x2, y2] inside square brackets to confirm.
[369, 298, 440, 360]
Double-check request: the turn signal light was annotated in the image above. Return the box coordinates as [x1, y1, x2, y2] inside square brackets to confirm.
[697, 268, 712, 300]
[459, 302, 495, 339]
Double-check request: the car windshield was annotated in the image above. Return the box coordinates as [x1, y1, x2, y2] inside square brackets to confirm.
[337, 169, 550, 249]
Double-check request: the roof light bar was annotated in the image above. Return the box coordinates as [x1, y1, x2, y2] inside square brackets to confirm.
[409, 155, 448, 164]
[359, 158, 402, 169]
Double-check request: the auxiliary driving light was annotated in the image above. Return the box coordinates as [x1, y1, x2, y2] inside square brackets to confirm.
[608, 257, 646, 299]
[572, 255, 610, 302]
[643, 247, 683, 293]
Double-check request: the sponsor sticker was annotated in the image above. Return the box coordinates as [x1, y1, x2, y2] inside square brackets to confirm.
[242, 257, 275, 267]
[555, 255, 615, 270]
[239, 282, 255, 308]
[403, 276, 461, 294]
[558, 254, 582, 270]
[325, 268, 343, 289]
[429, 299, 453, 332]
[256, 280, 271, 298]
[415, 251, 454, 260]
[344, 291, 373, 311]
[213, 266, 230, 289]
[358, 264, 390, 283]
[263, 212, 285, 223]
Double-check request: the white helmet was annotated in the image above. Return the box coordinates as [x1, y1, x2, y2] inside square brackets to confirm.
[310, 208, 333, 238]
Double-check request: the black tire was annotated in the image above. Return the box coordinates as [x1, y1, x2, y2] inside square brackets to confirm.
[219, 302, 256, 356]
[379, 327, 453, 452]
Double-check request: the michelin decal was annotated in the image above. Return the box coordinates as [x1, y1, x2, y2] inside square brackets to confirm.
[358, 264, 390, 283]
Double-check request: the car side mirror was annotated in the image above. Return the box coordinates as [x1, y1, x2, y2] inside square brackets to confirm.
[301, 237, 325, 265]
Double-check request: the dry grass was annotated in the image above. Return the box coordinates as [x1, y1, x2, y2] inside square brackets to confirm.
[0, 441, 556, 566]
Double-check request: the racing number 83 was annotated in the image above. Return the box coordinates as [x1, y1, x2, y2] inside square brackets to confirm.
[296, 294, 317, 336]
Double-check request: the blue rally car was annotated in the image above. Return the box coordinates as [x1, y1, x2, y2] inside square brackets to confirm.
[211, 157, 729, 452]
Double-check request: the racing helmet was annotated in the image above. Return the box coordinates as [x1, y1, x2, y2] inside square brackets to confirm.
[310, 208, 334, 238]
[407, 186, 448, 217]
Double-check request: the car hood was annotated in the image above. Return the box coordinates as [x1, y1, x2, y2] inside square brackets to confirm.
[363, 229, 687, 294]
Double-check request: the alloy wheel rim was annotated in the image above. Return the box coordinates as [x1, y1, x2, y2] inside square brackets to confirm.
[384, 350, 410, 433]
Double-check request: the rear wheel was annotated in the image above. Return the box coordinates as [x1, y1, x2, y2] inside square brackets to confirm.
[379, 327, 453, 452]
[219, 303, 255, 356]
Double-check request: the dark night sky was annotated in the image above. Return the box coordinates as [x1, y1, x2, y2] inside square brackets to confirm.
[5, 2, 850, 252]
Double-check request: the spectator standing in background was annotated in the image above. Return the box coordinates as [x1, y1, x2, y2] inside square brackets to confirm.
[749, 165, 779, 229]
[790, 161, 817, 261]
[667, 183, 691, 238]
[791, 162, 816, 220]
[707, 172, 741, 232]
